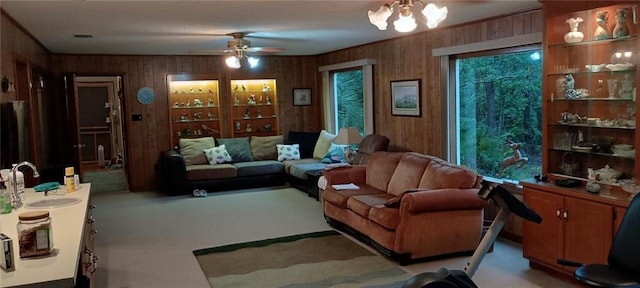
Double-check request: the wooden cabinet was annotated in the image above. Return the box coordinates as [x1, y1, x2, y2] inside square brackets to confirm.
[542, 1, 639, 181]
[167, 74, 221, 146]
[229, 79, 279, 138]
[522, 180, 629, 276]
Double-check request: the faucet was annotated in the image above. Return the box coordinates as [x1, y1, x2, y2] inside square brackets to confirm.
[10, 161, 40, 209]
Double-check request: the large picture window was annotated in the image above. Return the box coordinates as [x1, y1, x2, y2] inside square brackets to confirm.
[453, 46, 543, 182]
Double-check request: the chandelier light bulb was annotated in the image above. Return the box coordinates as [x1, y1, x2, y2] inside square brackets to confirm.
[394, 12, 417, 32]
[225, 55, 241, 69]
[368, 4, 393, 30]
[247, 57, 260, 68]
[422, 3, 448, 28]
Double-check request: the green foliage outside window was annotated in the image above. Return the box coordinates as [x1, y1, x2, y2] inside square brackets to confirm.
[335, 70, 364, 134]
[457, 49, 543, 180]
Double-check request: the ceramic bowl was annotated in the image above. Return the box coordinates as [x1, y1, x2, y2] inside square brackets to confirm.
[619, 179, 640, 194]
[585, 64, 606, 72]
[595, 165, 622, 181]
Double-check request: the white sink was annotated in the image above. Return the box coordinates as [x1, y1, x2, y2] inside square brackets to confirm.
[25, 198, 82, 209]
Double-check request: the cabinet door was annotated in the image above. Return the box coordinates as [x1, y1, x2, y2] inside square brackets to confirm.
[523, 188, 564, 268]
[563, 196, 612, 270]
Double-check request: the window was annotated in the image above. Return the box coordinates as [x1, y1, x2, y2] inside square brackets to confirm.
[319, 59, 375, 135]
[452, 46, 543, 182]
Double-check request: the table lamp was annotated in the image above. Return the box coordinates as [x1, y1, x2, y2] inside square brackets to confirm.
[334, 127, 362, 163]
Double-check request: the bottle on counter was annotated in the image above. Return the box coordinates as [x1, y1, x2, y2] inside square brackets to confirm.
[65, 167, 75, 193]
[0, 179, 12, 214]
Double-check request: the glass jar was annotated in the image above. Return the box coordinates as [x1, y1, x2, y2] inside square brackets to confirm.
[17, 210, 53, 258]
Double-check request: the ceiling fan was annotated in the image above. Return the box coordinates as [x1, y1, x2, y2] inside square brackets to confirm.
[204, 32, 284, 69]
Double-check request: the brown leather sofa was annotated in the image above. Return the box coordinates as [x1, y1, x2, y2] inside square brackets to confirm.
[322, 151, 486, 264]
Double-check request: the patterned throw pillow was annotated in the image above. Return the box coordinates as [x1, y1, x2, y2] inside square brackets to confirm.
[276, 144, 301, 161]
[203, 145, 233, 164]
[321, 143, 348, 163]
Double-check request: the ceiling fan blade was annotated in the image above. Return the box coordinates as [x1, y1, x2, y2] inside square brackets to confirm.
[246, 47, 285, 53]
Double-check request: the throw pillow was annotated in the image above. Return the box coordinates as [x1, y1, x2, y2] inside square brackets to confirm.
[203, 145, 233, 164]
[276, 144, 301, 161]
[179, 137, 216, 165]
[216, 137, 253, 162]
[250, 135, 284, 160]
[313, 130, 336, 160]
[321, 143, 348, 164]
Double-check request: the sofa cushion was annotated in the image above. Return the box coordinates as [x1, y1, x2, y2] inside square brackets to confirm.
[186, 164, 236, 181]
[277, 144, 301, 161]
[179, 137, 216, 165]
[287, 131, 320, 159]
[203, 145, 233, 164]
[369, 205, 401, 230]
[313, 130, 336, 159]
[347, 193, 392, 219]
[282, 158, 321, 174]
[323, 185, 384, 209]
[289, 162, 326, 179]
[387, 153, 432, 196]
[250, 135, 284, 160]
[365, 152, 403, 192]
[234, 160, 284, 177]
[217, 137, 253, 162]
[419, 156, 478, 189]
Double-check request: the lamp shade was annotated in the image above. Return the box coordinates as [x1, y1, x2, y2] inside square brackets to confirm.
[334, 127, 363, 145]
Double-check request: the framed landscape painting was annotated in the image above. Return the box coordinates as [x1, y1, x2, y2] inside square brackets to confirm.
[391, 79, 421, 117]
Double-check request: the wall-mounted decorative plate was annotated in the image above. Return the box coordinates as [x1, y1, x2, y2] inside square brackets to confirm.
[137, 87, 155, 104]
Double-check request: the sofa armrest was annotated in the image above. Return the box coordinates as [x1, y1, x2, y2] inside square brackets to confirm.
[158, 150, 188, 195]
[323, 165, 367, 185]
[401, 188, 487, 214]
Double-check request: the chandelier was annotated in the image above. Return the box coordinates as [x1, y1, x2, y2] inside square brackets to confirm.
[225, 50, 259, 69]
[368, 0, 448, 32]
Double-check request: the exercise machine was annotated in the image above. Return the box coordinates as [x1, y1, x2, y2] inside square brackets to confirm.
[402, 180, 542, 288]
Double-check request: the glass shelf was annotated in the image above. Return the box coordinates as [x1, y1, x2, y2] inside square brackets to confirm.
[548, 34, 638, 48]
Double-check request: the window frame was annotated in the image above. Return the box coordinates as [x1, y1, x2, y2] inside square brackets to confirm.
[319, 59, 376, 135]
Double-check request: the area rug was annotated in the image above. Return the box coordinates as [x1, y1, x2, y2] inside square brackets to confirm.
[193, 230, 411, 288]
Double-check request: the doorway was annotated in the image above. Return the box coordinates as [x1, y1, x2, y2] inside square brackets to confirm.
[75, 76, 127, 191]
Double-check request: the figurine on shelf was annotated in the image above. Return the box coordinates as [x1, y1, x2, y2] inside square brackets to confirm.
[189, 87, 194, 93]
[234, 84, 239, 92]
[198, 87, 203, 93]
[234, 94, 240, 105]
[173, 102, 179, 108]
[182, 90, 187, 94]
[242, 84, 247, 92]
[208, 89, 214, 93]
[182, 125, 192, 136]
[263, 83, 270, 92]
[201, 124, 219, 135]
[243, 109, 250, 119]
[259, 95, 264, 104]
[173, 90, 178, 94]
[208, 112, 215, 120]
[613, 8, 630, 39]
[594, 11, 609, 40]
[246, 123, 253, 132]
[266, 95, 272, 105]
[194, 98, 203, 107]
[256, 109, 262, 118]
[235, 121, 241, 131]
[179, 102, 186, 108]
[207, 98, 214, 107]
[193, 112, 202, 121]
[185, 100, 191, 108]
[247, 94, 257, 105]
[259, 123, 273, 132]
[180, 114, 189, 122]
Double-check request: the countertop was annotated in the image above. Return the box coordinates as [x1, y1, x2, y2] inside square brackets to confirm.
[0, 183, 91, 288]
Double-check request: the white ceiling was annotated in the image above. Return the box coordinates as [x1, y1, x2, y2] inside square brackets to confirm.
[1, 0, 541, 56]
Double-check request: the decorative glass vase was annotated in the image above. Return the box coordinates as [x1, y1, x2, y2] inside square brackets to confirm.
[613, 8, 630, 39]
[564, 17, 584, 43]
[594, 11, 609, 40]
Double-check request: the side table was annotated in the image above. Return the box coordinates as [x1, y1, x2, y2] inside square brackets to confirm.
[305, 169, 324, 201]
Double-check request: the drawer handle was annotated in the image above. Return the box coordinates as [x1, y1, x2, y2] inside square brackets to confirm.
[89, 204, 96, 209]
[88, 217, 96, 224]
[556, 208, 561, 218]
[563, 209, 568, 220]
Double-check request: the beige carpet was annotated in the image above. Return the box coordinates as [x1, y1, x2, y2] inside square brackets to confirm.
[194, 230, 411, 287]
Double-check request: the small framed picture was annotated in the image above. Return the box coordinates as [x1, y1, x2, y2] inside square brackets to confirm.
[293, 88, 312, 106]
[391, 79, 421, 117]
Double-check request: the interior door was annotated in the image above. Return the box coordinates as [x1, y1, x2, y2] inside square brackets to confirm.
[75, 82, 114, 170]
